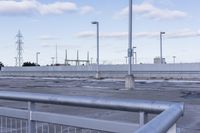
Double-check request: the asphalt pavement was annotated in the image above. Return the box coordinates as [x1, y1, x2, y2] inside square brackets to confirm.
[0, 77, 199, 132]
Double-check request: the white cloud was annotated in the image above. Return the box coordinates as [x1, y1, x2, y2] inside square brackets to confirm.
[115, 2, 187, 20]
[76, 31, 95, 38]
[167, 29, 200, 38]
[39, 35, 59, 40]
[80, 6, 95, 15]
[0, 0, 78, 16]
[38, 2, 77, 15]
[76, 29, 200, 39]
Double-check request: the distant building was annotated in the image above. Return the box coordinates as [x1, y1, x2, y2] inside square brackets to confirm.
[154, 57, 166, 64]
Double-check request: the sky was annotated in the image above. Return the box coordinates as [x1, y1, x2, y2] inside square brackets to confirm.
[0, 0, 200, 66]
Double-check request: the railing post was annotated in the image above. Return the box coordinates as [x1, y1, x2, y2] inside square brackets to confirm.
[167, 124, 178, 133]
[28, 101, 36, 133]
[139, 112, 148, 127]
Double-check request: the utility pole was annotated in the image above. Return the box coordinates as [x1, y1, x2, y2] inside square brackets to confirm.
[76, 50, 79, 66]
[91, 57, 93, 64]
[55, 45, 58, 65]
[51, 57, 55, 66]
[125, 0, 135, 89]
[132, 47, 136, 64]
[36, 52, 40, 66]
[173, 56, 176, 64]
[91, 21, 100, 79]
[160, 32, 165, 64]
[87, 51, 90, 65]
[134, 52, 137, 64]
[125, 56, 128, 64]
[16, 30, 23, 67]
[65, 50, 68, 65]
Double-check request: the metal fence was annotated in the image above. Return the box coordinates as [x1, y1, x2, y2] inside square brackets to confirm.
[0, 91, 184, 133]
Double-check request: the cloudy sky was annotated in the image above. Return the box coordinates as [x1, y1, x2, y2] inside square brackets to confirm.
[0, 0, 200, 66]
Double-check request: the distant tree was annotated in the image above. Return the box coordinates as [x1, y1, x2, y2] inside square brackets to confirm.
[0, 62, 4, 67]
[22, 62, 37, 67]
[0, 62, 4, 70]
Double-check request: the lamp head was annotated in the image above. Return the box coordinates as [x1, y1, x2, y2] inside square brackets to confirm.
[160, 32, 165, 35]
[91, 21, 98, 24]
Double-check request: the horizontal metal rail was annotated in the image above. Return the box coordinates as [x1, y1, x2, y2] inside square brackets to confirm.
[0, 91, 184, 133]
[0, 91, 182, 113]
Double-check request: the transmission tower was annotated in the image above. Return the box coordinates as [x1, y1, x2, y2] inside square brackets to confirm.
[16, 30, 23, 67]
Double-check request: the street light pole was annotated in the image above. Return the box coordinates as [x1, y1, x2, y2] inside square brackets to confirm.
[125, 0, 135, 89]
[160, 32, 165, 64]
[173, 56, 176, 64]
[125, 56, 128, 64]
[36, 52, 40, 66]
[91, 57, 93, 64]
[91, 21, 100, 79]
[133, 47, 136, 64]
[134, 52, 137, 64]
[51, 57, 55, 66]
[128, 0, 133, 75]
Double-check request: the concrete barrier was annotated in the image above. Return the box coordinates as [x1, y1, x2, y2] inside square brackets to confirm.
[1, 64, 200, 80]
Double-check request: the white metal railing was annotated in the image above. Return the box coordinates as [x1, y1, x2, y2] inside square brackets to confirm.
[0, 91, 184, 133]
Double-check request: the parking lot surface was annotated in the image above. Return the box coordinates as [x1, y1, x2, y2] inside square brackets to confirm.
[0, 77, 200, 132]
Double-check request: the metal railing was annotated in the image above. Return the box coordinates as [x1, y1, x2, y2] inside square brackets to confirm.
[0, 91, 184, 133]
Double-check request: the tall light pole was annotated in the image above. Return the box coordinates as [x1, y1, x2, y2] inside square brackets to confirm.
[128, 0, 133, 75]
[125, 0, 135, 89]
[91, 21, 100, 79]
[160, 32, 165, 64]
[51, 57, 55, 66]
[173, 56, 176, 64]
[91, 57, 93, 64]
[134, 52, 137, 64]
[125, 56, 128, 64]
[55, 45, 58, 65]
[133, 46, 136, 64]
[36, 52, 40, 66]
[87, 51, 90, 65]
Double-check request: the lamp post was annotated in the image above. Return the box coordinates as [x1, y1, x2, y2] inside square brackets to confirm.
[134, 52, 137, 64]
[125, 56, 128, 64]
[51, 57, 55, 66]
[36, 52, 40, 66]
[160, 32, 165, 64]
[125, 0, 135, 89]
[90, 57, 93, 64]
[173, 56, 176, 64]
[133, 46, 136, 64]
[91, 21, 100, 79]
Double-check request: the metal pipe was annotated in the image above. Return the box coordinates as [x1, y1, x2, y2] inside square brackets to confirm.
[160, 32, 165, 64]
[135, 104, 183, 133]
[132, 47, 136, 64]
[91, 21, 100, 76]
[128, 0, 133, 75]
[51, 57, 54, 66]
[0, 91, 183, 114]
[134, 52, 137, 64]
[55, 45, 58, 64]
[173, 56, 176, 64]
[36, 52, 40, 66]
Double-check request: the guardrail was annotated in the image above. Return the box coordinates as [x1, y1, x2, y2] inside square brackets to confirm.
[0, 91, 184, 133]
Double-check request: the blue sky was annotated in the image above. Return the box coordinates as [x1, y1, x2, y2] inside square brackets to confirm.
[0, 0, 200, 66]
